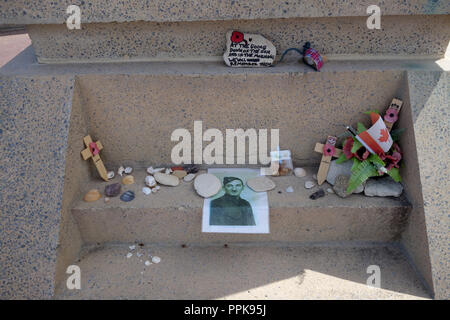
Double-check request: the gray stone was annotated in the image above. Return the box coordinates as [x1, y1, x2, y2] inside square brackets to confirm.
[333, 175, 351, 198]
[105, 183, 121, 197]
[223, 30, 276, 67]
[326, 160, 353, 185]
[247, 176, 276, 192]
[154, 172, 180, 187]
[364, 177, 404, 197]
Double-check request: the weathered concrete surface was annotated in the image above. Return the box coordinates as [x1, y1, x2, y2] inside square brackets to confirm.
[74, 71, 406, 168]
[0, 75, 74, 299]
[72, 169, 410, 244]
[55, 244, 430, 299]
[26, 15, 450, 62]
[2, 0, 448, 25]
[400, 70, 449, 300]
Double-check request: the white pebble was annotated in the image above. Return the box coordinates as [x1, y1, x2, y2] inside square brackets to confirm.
[183, 173, 196, 182]
[142, 187, 151, 195]
[124, 166, 133, 174]
[129, 245, 136, 250]
[286, 186, 294, 193]
[145, 260, 152, 266]
[152, 256, 161, 264]
[305, 181, 315, 189]
[294, 167, 307, 177]
[107, 171, 115, 179]
[126, 253, 133, 258]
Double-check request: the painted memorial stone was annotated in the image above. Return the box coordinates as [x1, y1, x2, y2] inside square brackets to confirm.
[223, 30, 276, 67]
[194, 173, 222, 198]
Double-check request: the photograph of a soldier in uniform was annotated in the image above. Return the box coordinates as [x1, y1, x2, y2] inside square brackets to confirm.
[202, 168, 269, 234]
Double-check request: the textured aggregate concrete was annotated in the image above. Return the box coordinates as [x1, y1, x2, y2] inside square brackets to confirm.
[75, 70, 406, 168]
[27, 15, 450, 62]
[54, 244, 430, 299]
[2, 0, 449, 25]
[0, 75, 75, 299]
[72, 169, 410, 244]
[401, 71, 449, 300]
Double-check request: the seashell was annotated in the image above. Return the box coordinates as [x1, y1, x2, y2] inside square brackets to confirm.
[294, 167, 307, 177]
[183, 173, 196, 182]
[286, 186, 294, 193]
[105, 183, 121, 197]
[142, 187, 151, 195]
[172, 170, 187, 179]
[152, 256, 161, 264]
[120, 190, 135, 202]
[146, 166, 165, 175]
[122, 175, 135, 185]
[165, 168, 173, 175]
[118, 166, 125, 176]
[154, 172, 179, 186]
[126, 253, 132, 258]
[305, 181, 315, 189]
[145, 260, 152, 266]
[83, 189, 101, 202]
[124, 167, 133, 174]
[107, 171, 115, 179]
[145, 175, 156, 187]
[104, 197, 110, 203]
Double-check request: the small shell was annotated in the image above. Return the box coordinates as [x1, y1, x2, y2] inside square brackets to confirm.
[286, 186, 294, 193]
[107, 171, 115, 179]
[145, 175, 156, 187]
[129, 245, 136, 250]
[146, 166, 164, 175]
[137, 252, 143, 257]
[126, 253, 132, 259]
[118, 166, 125, 176]
[142, 187, 151, 195]
[145, 260, 152, 266]
[165, 168, 173, 175]
[305, 181, 315, 189]
[152, 256, 161, 264]
[104, 197, 110, 203]
[124, 166, 133, 174]
[122, 175, 135, 185]
[120, 190, 135, 202]
[294, 167, 306, 177]
[83, 189, 101, 202]
[183, 173, 196, 182]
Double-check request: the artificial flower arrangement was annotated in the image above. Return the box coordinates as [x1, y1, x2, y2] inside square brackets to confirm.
[334, 109, 405, 194]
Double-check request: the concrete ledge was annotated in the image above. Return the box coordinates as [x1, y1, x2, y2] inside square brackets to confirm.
[55, 243, 429, 299]
[2, 0, 449, 25]
[72, 169, 410, 244]
[26, 15, 450, 62]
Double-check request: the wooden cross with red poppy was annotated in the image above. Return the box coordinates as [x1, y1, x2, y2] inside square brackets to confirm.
[314, 136, 343, 185]
[383, 98, 403, 131]
[81, 135, 109, 181]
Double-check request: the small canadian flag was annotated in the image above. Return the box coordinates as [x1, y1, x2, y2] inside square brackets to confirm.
[357, 113, 393, 155]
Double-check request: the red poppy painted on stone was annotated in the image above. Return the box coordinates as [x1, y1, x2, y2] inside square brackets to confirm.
[231, 31, 245, 43]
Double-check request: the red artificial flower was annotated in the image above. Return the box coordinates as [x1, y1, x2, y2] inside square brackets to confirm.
[343, 137, 354, 159]
[231, 31, 244, 43]
[384, 108, 399, 123]
[354, 146, 370, 161]
[385, 151, 402, 171]
[323, 144, 335, 157]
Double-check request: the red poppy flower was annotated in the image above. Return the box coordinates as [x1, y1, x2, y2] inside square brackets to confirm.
[323, 144, 335, 157]
[354, 146, 370, 161]
[343, 137, 354, 159]
[385, 151, 402, 171]
[231, 31, 244, 43]
[384, 108, 399, 123]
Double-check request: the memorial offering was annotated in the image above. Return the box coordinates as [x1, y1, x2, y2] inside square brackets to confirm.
[223, 30, 276, 67]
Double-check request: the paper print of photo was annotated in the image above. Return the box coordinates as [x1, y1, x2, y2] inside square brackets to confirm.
[202, 168, 269, 234]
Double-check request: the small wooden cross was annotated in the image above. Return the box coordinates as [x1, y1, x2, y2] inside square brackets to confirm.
[81, 135, 109, 181]
[383, 98, 403, 131]
[314, 136, 343, 185]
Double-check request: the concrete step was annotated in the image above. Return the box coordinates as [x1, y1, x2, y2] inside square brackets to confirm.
[54, 243, 429, 299]
[72, 168, 410, 245]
